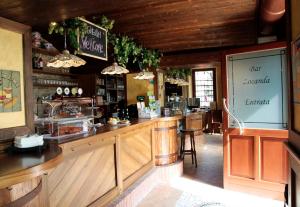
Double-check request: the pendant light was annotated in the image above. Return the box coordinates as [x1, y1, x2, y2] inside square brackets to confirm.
[133, 60, 155, 80]
[47, 29, 86, 68]
[133, 69, 155, 80]
[165, 77, 189, 86]
[101, 62, 129, 75]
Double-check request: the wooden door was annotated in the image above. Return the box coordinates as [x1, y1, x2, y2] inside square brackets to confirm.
[286, 0, 300, 206]
[222, 42, 289, 200]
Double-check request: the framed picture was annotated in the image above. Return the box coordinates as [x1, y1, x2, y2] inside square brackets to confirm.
[0, 17, 33, 149]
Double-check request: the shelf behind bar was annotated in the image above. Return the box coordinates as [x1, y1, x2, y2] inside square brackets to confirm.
[33, 84, 78, 88]
[32, 47, 60, 56]
[32, 69, 78, 77]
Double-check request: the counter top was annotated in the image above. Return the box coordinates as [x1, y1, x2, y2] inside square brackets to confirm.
[48, 116, 183, 144]
[0, 145, 62, 188]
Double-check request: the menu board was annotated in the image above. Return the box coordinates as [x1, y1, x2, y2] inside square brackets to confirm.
[77, 18, 107, 60]
[227, 48, 287, 129]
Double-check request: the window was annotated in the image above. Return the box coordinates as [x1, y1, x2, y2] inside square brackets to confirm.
[192, 69, 216, 107]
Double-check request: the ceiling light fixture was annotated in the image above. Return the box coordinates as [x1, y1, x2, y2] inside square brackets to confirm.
[47, 29, 86, 68]
[133, 70, 155, 80]
[165, 77, 189, 86]
[101, 62, 129, 75]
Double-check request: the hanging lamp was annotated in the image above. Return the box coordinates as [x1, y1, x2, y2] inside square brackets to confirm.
[47, 29, 86, 68]
[101, 62, 129, 75]
[133, 69, 155, 80]
[133, 60, 155, 80]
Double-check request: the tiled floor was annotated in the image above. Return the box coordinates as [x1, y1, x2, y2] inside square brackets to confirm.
[138, 134, 284, 207]
[183, 133, 223, 187]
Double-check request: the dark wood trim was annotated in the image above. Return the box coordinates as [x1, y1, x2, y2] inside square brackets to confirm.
[192, 68, 217, 106]
[154, 70, 159, 99]
[286, 0, 300, 152]
[223, 41, 287, 56]
[285, 141, 300, 166]
[0, 17, 30, 34]
[0, 17, 33, 147]
[4, 180, 42, 207]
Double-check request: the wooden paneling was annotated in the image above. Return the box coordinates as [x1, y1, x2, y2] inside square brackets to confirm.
[120, 124, 153, 180]
[0, 0, 257, 52]
[224, 131, 288, 200]
[261, 137, 288, 183]
[48, 136, 117, 207]
[161, 51, 222, 67]
[230, 135, 254, 179]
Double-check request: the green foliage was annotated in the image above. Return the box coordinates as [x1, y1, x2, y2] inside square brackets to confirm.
[140, 48, 161, 69]
[166, 68, 191, 79]
[95, 15, 115, 31]
[48, 17, 88, 49]
[109, 34, 140, 67]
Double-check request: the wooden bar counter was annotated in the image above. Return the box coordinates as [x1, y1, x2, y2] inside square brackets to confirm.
[0, 116, 182, 207]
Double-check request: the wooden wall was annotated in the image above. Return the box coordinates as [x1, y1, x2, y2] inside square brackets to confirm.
[126, 73, 155, 105]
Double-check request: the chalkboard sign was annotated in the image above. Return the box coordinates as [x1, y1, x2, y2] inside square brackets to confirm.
[227, 48, 287, 129]
[77, 18, 107, 60]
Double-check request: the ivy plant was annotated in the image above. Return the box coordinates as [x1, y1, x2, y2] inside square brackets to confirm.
[166, 68, 191, 79]
[140, 48, 161, 69]
[48, 17, 88, 49]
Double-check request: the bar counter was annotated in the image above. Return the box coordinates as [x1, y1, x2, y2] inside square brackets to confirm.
[0, 115, 182, 207]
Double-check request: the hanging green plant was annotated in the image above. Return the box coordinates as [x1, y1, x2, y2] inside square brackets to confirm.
[48, 17, 88, 49]
[140, 48, 161, 69]
[109, 34, 143, 67]
[96, 15, 115, 31]
[166, 68, 191, 79]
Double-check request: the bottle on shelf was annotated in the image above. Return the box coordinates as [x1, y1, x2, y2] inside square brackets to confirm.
[33, 54, 40, 69]
[125, 108, 130, 120]
[38, 56, 44, 69]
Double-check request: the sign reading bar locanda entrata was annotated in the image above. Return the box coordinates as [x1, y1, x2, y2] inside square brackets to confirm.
[227, 48, 288, 130]
[77, 18, 107, 60]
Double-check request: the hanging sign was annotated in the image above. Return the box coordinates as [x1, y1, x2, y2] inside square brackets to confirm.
[77, 18, 107, 60]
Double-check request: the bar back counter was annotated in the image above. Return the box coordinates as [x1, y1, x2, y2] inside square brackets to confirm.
[0, 116, 183, 207]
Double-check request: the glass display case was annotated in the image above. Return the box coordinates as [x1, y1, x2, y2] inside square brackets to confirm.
[34, 97, 95, 139]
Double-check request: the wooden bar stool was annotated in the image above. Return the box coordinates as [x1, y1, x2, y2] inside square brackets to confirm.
[180, 129, 198, 168]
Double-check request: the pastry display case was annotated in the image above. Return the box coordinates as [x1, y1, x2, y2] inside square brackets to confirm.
[34, 97, 95, 139]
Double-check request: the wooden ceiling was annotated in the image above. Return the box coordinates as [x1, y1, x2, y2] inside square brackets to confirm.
[0, 0, 258, 52]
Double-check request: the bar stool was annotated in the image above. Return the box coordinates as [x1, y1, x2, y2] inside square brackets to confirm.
[180, 129, 198, 168]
